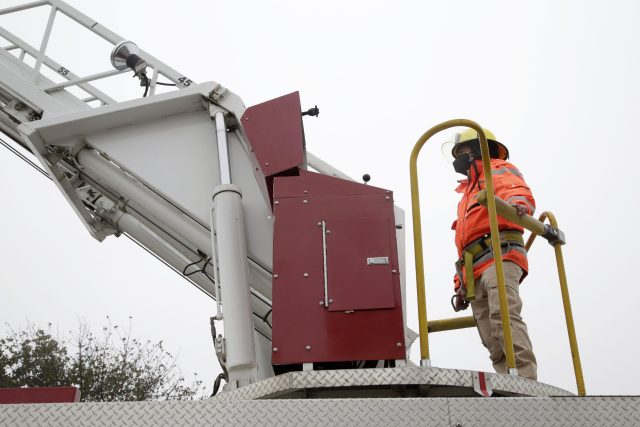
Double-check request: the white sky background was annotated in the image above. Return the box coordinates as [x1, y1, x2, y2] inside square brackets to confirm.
[0, 0, 638, 396]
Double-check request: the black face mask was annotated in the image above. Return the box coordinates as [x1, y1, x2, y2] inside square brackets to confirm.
[453, 153, 473, 175]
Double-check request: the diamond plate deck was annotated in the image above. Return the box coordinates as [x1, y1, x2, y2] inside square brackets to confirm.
[1, 396, 639, 427]
[216, 367, 572, 400]
[449, 396, 640, 427]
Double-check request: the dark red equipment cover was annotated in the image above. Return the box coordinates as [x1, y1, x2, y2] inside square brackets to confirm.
[241, 91, 305, 179]
[271, 171, 405, 364]
[0, 387, 80, 404]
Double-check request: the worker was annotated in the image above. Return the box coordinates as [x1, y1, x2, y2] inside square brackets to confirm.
[447, 128, 537, 380]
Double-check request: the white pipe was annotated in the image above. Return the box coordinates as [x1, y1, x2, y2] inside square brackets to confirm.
[213, 184, 257, 387]
[77, 149, 211, 253]
[213, 111, 230, 321]
[44, 69, 125, 92]
[215, 112, 231, 185]
[75, 149, 274, 301]
[0, 1, 48, 16]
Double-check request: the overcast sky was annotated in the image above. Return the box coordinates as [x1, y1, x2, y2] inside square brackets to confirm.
[1, 0, 639, 396]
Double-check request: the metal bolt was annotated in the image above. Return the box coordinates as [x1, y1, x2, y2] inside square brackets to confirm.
[304, 190, 308, 194]
[265, 162, 270, 166]
[245, 117, 249, 121]
[317, 222, 322, 226]
[305, 345, 311, 351]
[273, 347, 278, 352]
[273, 274, 279, 279]
[385, 195, 391, 200]
[392, 269, 397, 274]
[303, 273, 309, 278]
[319, 301, 324, 305]
[274, 200, 279, 205]
[396, 342, 403, 347]
[329, 299, 334, 304]
[326, 230, 331, 234]
[303, 199, 308, 204]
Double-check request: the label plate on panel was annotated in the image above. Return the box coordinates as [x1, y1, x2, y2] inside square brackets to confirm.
[367, 257, 389, 265]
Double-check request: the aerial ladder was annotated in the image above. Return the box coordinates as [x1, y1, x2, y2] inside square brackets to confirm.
[0, 1, 637, 425]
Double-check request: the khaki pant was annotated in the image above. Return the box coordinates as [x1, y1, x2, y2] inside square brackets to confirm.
[470, 261, 537, 380]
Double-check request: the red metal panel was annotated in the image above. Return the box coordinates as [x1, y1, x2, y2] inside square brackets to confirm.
[241, 92, 305, 178]
[325, 216, 395, 311]
[0, 387, 80, 404]
[271, 172, 405, 365]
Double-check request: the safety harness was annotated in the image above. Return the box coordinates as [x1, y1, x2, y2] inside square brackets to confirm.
[452, 230, 525, 312]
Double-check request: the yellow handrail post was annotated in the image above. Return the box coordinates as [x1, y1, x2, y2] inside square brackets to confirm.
[410, 119, 516, 371]
[538, 212, 586, 396]
[410, 120, 462, 366]
[475, 128, 518, 375]
[475, 195, 587, 395]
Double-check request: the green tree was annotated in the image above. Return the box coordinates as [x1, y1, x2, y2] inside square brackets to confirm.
[0, 319, 206, 401]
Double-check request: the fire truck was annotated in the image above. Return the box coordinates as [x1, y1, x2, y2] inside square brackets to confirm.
[0, 1, 638, 425]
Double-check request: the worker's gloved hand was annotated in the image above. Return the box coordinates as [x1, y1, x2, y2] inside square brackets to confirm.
[452, 288, 470, 312]
[511, 203, 528, 217]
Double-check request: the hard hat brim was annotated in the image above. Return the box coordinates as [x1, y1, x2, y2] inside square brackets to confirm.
[450, 139, 509, 160]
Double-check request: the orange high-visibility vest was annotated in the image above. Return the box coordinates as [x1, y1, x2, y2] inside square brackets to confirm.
[452, 158, 535, 290]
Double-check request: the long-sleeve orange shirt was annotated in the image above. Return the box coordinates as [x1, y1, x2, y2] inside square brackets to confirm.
[452, 158, 535, 289]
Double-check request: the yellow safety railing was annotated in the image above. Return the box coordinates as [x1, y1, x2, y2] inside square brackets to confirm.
[410, 120, 586, 396]
[480, 198, 586, 396]
[427, 316, 476, 333]
[410, 119, 516, 370]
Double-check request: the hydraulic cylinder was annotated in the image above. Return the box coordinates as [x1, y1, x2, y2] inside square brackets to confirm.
[212, 184, 257, 388]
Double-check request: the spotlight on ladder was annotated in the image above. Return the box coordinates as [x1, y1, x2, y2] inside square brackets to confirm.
[110, 41, 150, 95]
[111, 41, 146, 74]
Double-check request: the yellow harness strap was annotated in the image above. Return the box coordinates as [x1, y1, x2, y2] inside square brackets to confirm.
[464, 250, 475, 301]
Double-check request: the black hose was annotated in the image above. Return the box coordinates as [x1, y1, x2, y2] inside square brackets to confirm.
[210, 372, 226, 397]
